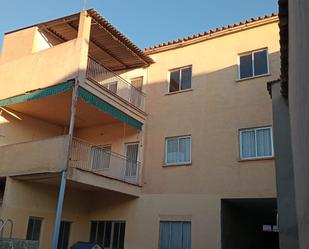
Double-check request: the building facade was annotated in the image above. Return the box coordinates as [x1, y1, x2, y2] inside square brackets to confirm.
[0, 10, 280, 249]
[268, 1, 309, 249]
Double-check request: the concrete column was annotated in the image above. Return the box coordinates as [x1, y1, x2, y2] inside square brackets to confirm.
[270, 80, 299, 249]
[76, 10, 91, 83]
[289, 1, 309, 248]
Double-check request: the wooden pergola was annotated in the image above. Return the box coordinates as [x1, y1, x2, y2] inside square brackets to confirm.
[6, 9, 154, 71]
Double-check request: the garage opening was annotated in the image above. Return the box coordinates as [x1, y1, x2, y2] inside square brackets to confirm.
[221, 198, 279, 249]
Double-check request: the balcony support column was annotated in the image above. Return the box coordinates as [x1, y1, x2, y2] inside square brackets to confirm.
[51, 171, 67, 249]
[51, 78, 79, 249]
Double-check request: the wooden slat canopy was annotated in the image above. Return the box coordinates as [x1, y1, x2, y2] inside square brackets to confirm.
[7, 9, 153, 71]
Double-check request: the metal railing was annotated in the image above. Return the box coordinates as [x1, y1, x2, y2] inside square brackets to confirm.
[86, 57, 145, 110]
[0, 219, 13, 239]
[69, 139, 141, 185]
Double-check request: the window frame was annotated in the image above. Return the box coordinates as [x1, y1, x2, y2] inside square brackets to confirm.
[238, 48, 270, 80]
[159, 221, 191, 249]
[130, 76, 144, 91]
[164, 135, 192, 166]
[124, 142, 140, 179]
[168, 65, 192, 93]
[26, 216, 43, 242]
[239, 126, 274, 160]
[91, 144, 112, 171]
[103, 81, 118, 94]
[124, 142, 140, 161]
[57, 221, 72, 249]
[89, 220, 126, 249]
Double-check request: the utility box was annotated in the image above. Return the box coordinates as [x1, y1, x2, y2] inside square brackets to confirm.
[70, 242, 103, 249]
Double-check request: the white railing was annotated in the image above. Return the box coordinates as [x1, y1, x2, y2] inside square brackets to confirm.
[69, 139, 141, 185]
[86, 57, 145, 110]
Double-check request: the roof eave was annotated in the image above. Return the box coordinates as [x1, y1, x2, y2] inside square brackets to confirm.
[144, 14, 279, 55]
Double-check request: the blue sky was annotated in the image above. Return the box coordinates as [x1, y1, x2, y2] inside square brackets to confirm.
[0, 0, 278, 50]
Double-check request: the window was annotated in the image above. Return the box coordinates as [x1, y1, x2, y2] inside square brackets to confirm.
[57, 221, 71, 249]
[165, 136, 191, 165]
[90, 221, 126, 249]
[130, 77, 143, 107]
[130, 77, 143, 91]
[0, 177, 6, 206]
[103, 81, 118, 94]
[169, 66, 192, 93]
[159, 221, 191, 249]
[91, 145, 111, 170]
[125, 143, 139, 178]
[240, 127, 274, 159]
[239, 49, 269, 79]
[26, 217, 43, 241]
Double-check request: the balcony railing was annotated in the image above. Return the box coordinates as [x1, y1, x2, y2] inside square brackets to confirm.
[86, 57, 145, 110]
[69, 138, 141, 185]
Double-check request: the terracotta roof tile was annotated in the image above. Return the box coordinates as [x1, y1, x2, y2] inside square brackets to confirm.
[145, 13, 278, 53]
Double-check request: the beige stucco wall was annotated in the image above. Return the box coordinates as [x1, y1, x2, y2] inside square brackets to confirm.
[1, 27, 38, 62]
[0, 135, 69, 176]
[0, 109, 64, 146]
[0, 39, 80, 100]
[0, 27, 56, 62]
[0, 18, 280, 249]
[0, 108, 68, 176]
[0, 11, 91, 101]
[0, 177, 91, 249]
[139, 21, 279, 195]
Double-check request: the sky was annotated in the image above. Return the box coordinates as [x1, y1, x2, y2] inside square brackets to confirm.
[0, 0, 278, 50]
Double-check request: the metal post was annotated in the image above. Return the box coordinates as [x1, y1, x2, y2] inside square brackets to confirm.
[51, 79, 79, 249]
[51, 171, 67, 249]
[82, 0, 87, 11]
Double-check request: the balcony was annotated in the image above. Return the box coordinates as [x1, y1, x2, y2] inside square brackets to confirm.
[86, 57, 145, 111]
[0, 135, 70, 177]
[0, 136, 141, 194]
[69, 138, 141, 185]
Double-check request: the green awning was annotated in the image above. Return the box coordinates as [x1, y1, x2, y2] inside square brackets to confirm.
[78, 87, 142, 130]
[0, 80, 142, 130]
[0, 81, 73, 107]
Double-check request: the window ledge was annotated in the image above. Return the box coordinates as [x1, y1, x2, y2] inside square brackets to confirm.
[165, 88, 193, 96]
[163, 163, 192, 167]
[238, 156, 274, 162]
[236, 73, 271, 82]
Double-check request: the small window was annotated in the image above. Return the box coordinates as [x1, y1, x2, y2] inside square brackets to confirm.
[165, 136, 191, 165]
[103, 81, 118, 94]
[130, 77, 143, 107]
[0, 177, 6, 206]
[26, 217, 43, 241]
[169, 66, 192, 93]
[239, 49, 269, 79]
[91, 145, 111, 170]
[130, 77, 143, 91]
[159, 221, 191, 249]
[57, 221, 71, 249]
[240, 127, 274, 160]
[90, 221, 126, 249]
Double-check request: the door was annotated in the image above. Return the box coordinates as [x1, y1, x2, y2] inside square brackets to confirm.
[57, 221, 71, 249]
[130, 77, 143, 107]
[125, 143, 139, 179]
